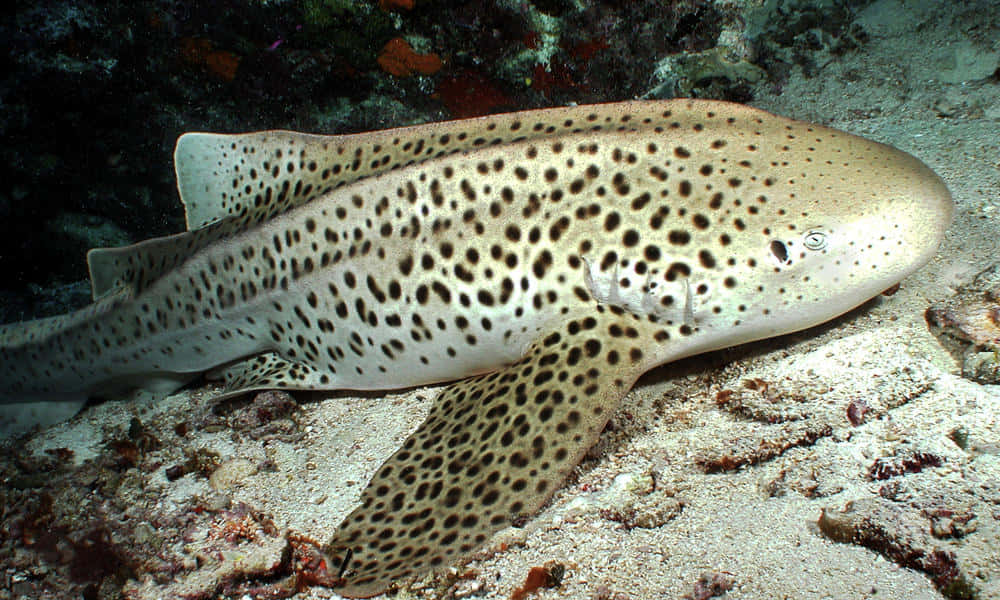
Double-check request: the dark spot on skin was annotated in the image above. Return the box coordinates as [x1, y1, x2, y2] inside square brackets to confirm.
[600, 251, 618, 271]
[549, 216, 571, 242]
[665, 262, 691, 281]
[698, 249, 716, 268]
[668, 230, 691, 245]
[631, 192, 651, 210]
[604, 212, 620, 231]
[478, 290, 495, 306]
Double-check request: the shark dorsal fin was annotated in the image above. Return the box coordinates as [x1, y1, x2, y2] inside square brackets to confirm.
[172, 102, 701, 232]
[87, 230, 201, 300]
[175, 131, 346, 231]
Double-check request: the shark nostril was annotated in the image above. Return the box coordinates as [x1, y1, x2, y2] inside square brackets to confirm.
[769, 240, 790, 265]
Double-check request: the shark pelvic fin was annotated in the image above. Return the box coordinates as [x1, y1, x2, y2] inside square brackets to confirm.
[207, 352, 332, 399]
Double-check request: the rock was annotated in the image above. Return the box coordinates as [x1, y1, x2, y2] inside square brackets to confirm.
[926, 264, 1000, 384]
[209, 458, 258, 491]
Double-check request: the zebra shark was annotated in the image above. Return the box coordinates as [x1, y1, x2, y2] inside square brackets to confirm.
[0, 100, 952, 596]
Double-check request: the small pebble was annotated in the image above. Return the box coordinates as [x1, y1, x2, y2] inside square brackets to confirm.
[209, 458, 258, 490]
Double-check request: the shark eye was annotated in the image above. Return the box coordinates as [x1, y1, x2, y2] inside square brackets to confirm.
[803, 229, 828, 251]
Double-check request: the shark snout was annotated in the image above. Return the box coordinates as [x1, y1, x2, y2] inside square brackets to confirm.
[887, 151, 953, 272]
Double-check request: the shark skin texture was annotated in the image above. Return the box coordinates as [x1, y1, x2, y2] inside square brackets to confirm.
[0, 100, 952, 596]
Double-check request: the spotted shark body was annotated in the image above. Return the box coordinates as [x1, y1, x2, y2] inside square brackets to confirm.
[0, 100, 951, 595]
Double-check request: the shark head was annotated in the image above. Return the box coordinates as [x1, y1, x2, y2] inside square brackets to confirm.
[700, 124, 953, 346]
[748, 135, 953, 334]
[572, 101, 954, 360]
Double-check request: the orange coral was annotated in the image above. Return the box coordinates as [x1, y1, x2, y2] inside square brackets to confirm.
[435, 69, 513, 118]
[179, 37, 212, 63]
[531, 62, 576, 94]
[510, 563, 563, 600]
[204, 50, 241, 81]
[178, 37, 241, 81]
[377, 37, 442, 77]
[379, 0, 414, 10]
[510, 567, 549, 600]
[570, 36, 609, 62]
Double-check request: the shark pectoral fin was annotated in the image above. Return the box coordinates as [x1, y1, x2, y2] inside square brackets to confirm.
[207, 352, 332, 399]
[324, 313, 652, 597]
